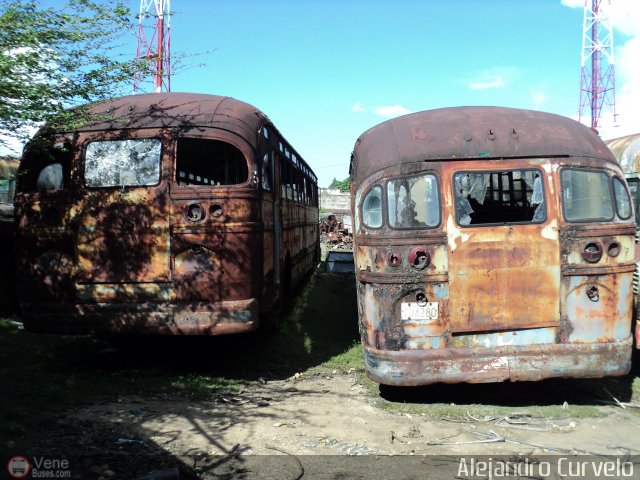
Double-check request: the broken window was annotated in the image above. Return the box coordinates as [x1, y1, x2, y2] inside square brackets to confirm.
[454, 169, 545, 226]
[387, 174, 439, 228]
[85, 139, 161, 188]
[18, 140, 72, 193]
[176, 138, 248, 186]
[561, 169, 614, 222]
[613, 177, 632, 220]
[362, 185, 382, 228]
[37, 163, 63, 191]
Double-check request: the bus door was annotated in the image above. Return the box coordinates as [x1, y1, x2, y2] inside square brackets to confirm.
[76, 134, 171, 297]
[447, 166, 561, 333]
[256, 126, 280, 306]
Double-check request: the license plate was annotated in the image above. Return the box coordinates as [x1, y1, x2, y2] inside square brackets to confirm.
[401, 302, 439, 321]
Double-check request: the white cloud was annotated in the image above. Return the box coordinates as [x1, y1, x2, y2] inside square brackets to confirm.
[562, 0, 640, 138]
[466, 67, 519, 91]
[352, 103, 411, 118]
[531, 91, 548, 108]
[372, 104, 411, 118]
[608, 0, 640, 37]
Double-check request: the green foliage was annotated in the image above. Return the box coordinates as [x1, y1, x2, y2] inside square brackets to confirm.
[328, 176, 350, 192]
[0, 0, 138, 146]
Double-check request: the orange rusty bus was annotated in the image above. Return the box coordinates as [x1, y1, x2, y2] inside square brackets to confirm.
[350, 106, 636, 386]
[15, 92, 319, 335]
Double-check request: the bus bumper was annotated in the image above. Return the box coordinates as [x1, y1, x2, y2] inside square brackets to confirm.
[363, 335, 633, 386]
[20, 299, 259, 335]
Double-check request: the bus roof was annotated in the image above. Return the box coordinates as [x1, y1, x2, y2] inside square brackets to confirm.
[31, 92, 316, 178]
[605, 133, 640, 174]
[66, 92, 267, 139]
[351, 106, 615, 183]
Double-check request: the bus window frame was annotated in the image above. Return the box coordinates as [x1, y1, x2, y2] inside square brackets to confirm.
[170, 130, 254, 191]
[385, 172, 442, 230]
[83, 138, 163, 190]
[360, 184, 384, 230]
[625, 177, 640, 223]
[612, 176, 633, 221]
[452, 167, 547, 228]
[560, 167, 616, 224]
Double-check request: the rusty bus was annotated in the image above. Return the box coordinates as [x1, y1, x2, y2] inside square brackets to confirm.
[350, 106, 636, 386]
[15, 92, 319, 335]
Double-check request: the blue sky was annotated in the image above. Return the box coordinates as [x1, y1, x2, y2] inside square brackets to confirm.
[7, 1, 640, 187]
[161, 0, 590, 186]
[154, 0, 640, 187]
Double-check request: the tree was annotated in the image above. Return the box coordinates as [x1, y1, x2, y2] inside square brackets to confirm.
[0, 0, 137, 151]
[328, 176, 350, 193]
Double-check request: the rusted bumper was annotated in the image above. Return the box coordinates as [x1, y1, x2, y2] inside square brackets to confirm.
[21, 299, 259, 335]
[364, 335, 633, 386]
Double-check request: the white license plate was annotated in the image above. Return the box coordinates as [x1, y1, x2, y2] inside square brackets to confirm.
[401, 302, 439, 321]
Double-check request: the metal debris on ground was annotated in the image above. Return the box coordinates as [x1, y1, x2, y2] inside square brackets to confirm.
[214, 392, 272, 407]
[320, 213, 353, 251]
[427, 429, 609, 455]
[441, 411, 577, 432]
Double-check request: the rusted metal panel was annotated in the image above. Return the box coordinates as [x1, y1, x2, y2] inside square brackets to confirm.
[76, 188, 171, 283]
[352, 107, 635, 385]
[364, 337, 633, 386]
[446, 160, 561, 333]
[22, 299, 258, 335]
[351, 107, 615, 186]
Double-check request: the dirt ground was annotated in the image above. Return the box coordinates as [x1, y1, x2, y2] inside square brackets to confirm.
[18, 369, 640, 479]
[4, 271, 640, 479]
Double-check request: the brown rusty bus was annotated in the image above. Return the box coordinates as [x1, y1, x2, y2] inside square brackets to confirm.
[15, 92, 319, 335]
[350, 106, 636, 386]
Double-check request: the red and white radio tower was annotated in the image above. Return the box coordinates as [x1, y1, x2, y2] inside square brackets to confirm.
[134, 0, 171, 93]
[579, 0, 616, 130]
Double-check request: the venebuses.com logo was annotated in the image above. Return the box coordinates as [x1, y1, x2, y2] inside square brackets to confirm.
[6, 455, 71, 478]
[7, 456, 30, 479]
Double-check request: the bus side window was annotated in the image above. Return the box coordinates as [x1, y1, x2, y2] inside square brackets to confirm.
[613, 177, 632, 220]
[262, 152, 273, 191]
[626, 178, 640, 222]
[362, 186, 383, 228]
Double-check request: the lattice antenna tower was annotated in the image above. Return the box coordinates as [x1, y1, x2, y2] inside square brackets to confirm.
[579, 0, 616, 130]
[134, 0, 171, 93]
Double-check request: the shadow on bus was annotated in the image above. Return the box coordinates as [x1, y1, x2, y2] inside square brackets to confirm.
[86, 270, 360, 382]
